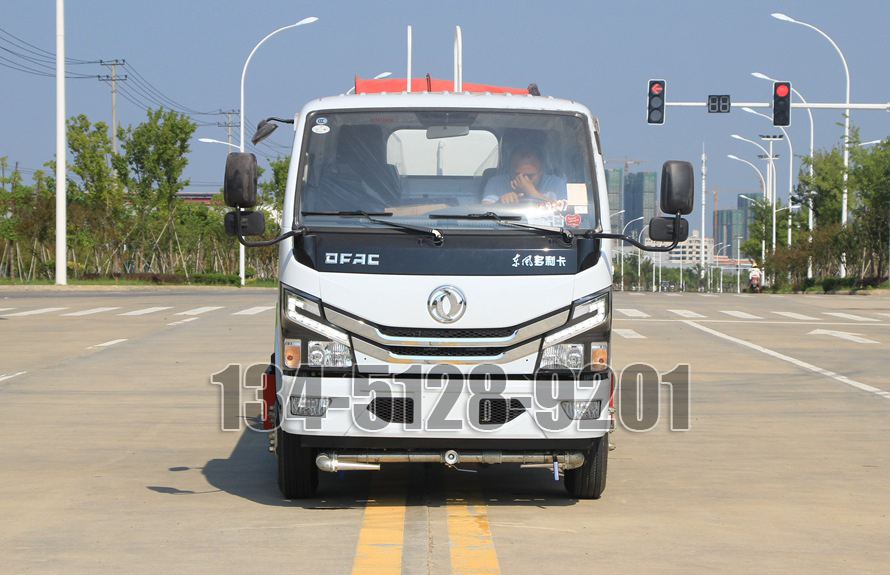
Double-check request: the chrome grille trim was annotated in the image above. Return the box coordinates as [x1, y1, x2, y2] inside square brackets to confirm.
[325, 307, 569, 348]
[353, 338, 540, 365]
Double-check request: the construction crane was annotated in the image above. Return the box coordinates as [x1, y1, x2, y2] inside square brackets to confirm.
[605, 158, 652, 177]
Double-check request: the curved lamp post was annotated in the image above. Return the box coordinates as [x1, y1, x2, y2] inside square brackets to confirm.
[239, 16, 318, 285]
[772, 12, 850, 277]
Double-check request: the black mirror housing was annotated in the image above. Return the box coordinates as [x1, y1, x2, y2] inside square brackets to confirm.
[649, 216, 688, 242]
[660, 160, 694, 215]
[251, 120, 278, 146]
[225, 210, 266, 237]
[224, 153, 258, 208]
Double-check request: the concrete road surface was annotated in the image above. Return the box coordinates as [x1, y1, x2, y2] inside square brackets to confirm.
[0, 289, 888, 574]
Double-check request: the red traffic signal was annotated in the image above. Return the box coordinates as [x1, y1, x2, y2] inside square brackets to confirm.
[773, 81, 791, 126]
[647, 80, 666, 125]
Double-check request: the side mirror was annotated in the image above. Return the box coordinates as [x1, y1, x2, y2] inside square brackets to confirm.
[224, 153, 258, 208]
[251, 119, 278, 146]
[225, 210, 266, 237]
[649, 216, 688, 242]
[660, 160, 694, 215]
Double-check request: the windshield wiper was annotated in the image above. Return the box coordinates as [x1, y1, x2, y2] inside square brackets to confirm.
[302, 210, 444, 246]
[430, 211, 574, 244]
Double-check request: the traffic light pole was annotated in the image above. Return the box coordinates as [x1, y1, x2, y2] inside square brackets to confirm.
[665, 102, 889, 111]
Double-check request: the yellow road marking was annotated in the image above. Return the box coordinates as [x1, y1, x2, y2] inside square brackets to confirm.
[350, 475, 407, 575]
[447, 479, 501, 575]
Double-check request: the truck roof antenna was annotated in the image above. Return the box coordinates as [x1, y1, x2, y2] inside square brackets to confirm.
[406, 25, 413, 93]
[453, 26, 463, 92]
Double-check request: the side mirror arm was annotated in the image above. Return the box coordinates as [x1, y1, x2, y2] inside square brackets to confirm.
[585, 213, 682, 252]
[234, 206, 306, 247]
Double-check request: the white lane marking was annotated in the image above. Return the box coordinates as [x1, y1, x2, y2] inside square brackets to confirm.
[772, 311, 820, 321]
[119, 306, 173, 316]
[232, 306, 275, 316]
[168, 317, 200, 326]
[0, 371, 27, 382]
[668, 309, 706, 319]
[614, 328, 646, 339]
[616, 308, 650, 318]
[720, 310, 763, 320]
[664, 293, 682, 297]
[683, 321, 890, 401]
[733, 294, 754, 298]
[809, 329, 879, 344]
[699, 294, 718, 298]
[90, 339, 127, 349]
[62, 307, 121, 316]
[824, 312, 879, 322]
[626, 292, 645, 296]
[0, 308, 15, 313]
[877, 313, 890, 318]
[3, 307, 68, 317]
[175, 306, 223, 316]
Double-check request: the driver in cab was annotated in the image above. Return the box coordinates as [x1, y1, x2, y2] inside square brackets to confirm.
[482, 145, 567, 204]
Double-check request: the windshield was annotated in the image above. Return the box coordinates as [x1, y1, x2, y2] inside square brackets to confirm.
[296, 109, 598, 231]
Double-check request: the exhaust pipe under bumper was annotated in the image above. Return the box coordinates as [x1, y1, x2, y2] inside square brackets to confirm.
[315, 450, 585, 472]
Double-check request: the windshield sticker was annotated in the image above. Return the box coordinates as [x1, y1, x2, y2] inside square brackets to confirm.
[315, 117, 328, 124]
[312, 125, 330, 134]
[574, 206, 589, 215]
[565, 214, 582, 228]
[566, 183, 588, 206]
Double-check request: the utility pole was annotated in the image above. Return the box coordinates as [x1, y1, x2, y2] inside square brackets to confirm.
[218, 109, 240, 150]
[98, 60, 127, 155]
[701, 145, 707, 287]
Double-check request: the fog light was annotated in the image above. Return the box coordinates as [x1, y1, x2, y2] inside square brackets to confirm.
[561, 400, 601, 420]
[283, 339, 301, 369]
[307, 340, 353, 368]
[590, 344, 608, 371]
[541, 343, 584, 370]
[289, 396, 329, 417]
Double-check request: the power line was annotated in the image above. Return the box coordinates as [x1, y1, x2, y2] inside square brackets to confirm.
[0, 26, 96, 64]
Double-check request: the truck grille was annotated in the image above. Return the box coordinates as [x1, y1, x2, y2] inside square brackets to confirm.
[479, 398, 525, 425]
[368, 397, 414, 424]
[387, 346, 505, 358]
[378, 326, 515, 339]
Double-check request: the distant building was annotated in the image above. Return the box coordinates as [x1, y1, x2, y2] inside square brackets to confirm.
[623, 171, 657, 238]
[716, 208, 747, 260]
[738, 192, 765, 241]
[649, 229, 715, 266]
[605, 168, 623, 230]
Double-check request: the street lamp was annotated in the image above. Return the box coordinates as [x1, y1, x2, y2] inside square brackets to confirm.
[346, 71, 392, 94]
[736, 236, 744, 293]
[239, 16, 318, 286]
[727, 154, 766, 194]
[732, 134, 778, 253]
[637, 224, 650, 291]
[716, 243, 730, 292]
[743, 107, 794, 248]
[772, 12, 850, 277]
[620, 216, 644, 291]
[199, 138, 239, 149]
[740, 195, 766, 265]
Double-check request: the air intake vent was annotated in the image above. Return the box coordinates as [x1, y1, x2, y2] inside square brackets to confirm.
[479, 398, 525, 425]
[368, 397, 414, 424]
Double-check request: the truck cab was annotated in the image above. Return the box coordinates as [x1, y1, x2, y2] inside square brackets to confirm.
[224, 78, 693, 500]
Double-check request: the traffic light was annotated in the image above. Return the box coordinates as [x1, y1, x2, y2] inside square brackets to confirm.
[773, 81, 791, 127]
[647, 80, 666, 125]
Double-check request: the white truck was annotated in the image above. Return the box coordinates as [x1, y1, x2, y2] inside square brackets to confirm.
[223, 38, 693, 500]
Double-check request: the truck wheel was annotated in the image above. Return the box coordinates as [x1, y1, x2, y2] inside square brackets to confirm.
[276, 412, 318, 499]
[564, 433, 608, 499]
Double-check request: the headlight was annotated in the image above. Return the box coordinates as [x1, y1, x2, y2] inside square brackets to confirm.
[541, 343, 584, 370]
[285, 291, 321, 318]
[561, 400, 601, 420]
[283, 290, 350, 347]
[307, 340, 352, 368]
[544, 293, 608, 347]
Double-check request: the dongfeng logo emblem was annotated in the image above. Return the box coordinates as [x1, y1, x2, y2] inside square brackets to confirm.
[427, 286, 467, 324]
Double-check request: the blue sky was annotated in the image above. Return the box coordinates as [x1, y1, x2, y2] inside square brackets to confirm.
[2, 0, 888, 235]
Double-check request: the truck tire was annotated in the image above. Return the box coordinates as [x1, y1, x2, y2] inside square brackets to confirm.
[276, 411, 319, 499]
[564, 433, 608, 499]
